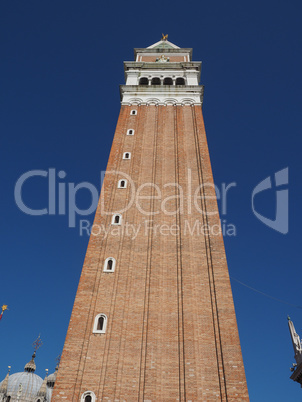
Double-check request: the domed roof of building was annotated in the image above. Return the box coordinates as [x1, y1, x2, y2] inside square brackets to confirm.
[46, 362, 59, 399]
[47, 371, 56, 383]
[24, 352, 36, 373]
[0, 347, 55, 402]
[47, 369, 57, 386]
[4, 371, 51, 401]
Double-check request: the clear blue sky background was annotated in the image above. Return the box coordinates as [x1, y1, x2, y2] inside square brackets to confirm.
[1, 1, 301, 400]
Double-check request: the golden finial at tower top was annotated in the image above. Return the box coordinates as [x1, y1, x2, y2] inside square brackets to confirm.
[161, 33, 168, 41]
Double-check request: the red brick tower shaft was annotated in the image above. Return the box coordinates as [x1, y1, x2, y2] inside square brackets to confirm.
[52, 39, 249, 401]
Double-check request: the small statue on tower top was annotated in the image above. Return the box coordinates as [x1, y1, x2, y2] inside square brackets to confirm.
[161, 33, 168, 41]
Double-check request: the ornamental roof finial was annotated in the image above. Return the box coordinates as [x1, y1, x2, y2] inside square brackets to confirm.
[37, 369, 49, 397]
[161, 33, 168, 41]
[55, 353, 61, 370]
[32, 334, 43, 352]
[24, 335, 43, 373]
[0, 366, 11, 393]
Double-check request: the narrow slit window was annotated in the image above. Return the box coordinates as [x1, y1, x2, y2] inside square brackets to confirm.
[104, 257, 116, 272]
[118, 179, 127, 188]
[81, 392, 96, 402]
[93, 314, 107, 334]
[97, 316, 104, 331]
[123, 152, 131, 160]
[130, 110, 137, 115]
[127, 129, 134, 135]
[112, 214, 122, 225]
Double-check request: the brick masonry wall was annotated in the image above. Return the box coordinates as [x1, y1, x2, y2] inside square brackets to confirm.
[52, 104, 249, 401]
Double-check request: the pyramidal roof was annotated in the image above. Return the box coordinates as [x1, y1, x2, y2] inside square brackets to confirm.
[147, 40, 180, 50]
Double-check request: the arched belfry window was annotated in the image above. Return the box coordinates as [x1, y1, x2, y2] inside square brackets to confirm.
[127, 129, 134, 135]
[93, 314, 107, 334]
[112, 214, 122, 225]
[123, 152, 131, 160]
[176, 77, 185, 85]
[151, 77, 161, 85]
[118, 179, 127, 188]
[163, 77, 173, 85]
[103, 257, 116, 273]
[139, 77, 149, 85]
[81, 391, 96, 402]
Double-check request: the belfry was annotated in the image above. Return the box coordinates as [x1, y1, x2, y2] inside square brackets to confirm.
[52, 37, 249, 401]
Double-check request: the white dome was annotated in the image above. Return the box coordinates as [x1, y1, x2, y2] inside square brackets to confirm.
[0, 371, 51, 401]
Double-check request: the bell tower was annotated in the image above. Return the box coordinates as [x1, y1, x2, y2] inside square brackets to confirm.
[52, 37, 249, 401]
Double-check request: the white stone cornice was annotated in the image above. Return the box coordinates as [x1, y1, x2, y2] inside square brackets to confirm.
[120, 85, 204, 106]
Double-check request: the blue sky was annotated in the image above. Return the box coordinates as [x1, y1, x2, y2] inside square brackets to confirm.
[1, 1, 302, 400]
